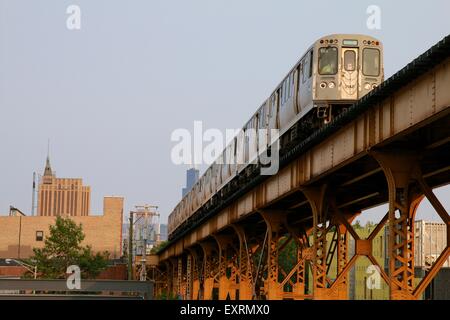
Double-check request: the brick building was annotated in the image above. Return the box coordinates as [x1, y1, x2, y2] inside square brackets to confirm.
[0, 196, 124, 259]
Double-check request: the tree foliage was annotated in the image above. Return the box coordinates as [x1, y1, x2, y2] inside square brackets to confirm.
[151, 241, 169, 254]
[29, 217, 109, 279]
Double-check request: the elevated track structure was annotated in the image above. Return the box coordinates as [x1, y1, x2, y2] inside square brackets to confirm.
[155, 35, 450, 300]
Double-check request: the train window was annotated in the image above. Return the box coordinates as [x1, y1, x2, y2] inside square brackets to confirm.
[300, 62, 304, 83]
[269, 98, 273, 117]
[269, 95, 275, 118]
[318, 47, 338, 75]
[309, 51, 313, 78]
[284, 79, 288, 102]
[344, 50, 356, 71]
[290, 72, 295, 95]
[287, 75, 290, 99]
[258, 106, 265, 128]
[363, 48, 380, 76]
[284, 79, 288, 103]
[302, 56, 310, 83]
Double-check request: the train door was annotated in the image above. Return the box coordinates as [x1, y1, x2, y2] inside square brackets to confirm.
[341, 48, 358, 100]
[293, 68, 300, 114]
[299, 50, 313, 111]
[267, 91, 279, 145]
[257, 103, 268, 159]
[236, 128, 246, 173]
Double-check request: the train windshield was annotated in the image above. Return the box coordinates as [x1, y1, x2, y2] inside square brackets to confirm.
[318, 47, 338, 75]
[363, 48, 380, 76]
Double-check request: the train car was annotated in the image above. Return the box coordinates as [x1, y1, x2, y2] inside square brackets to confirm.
[169, 34, 384, 238]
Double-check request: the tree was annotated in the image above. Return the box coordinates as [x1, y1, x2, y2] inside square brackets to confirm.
[151, 241, 168, 254]
[366, 221, 376, 229]
[28, 217, 109, 279]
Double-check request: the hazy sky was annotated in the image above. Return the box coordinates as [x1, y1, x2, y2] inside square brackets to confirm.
[1, 0, 449, 224]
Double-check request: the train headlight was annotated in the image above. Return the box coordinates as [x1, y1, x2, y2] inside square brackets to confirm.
[328, 81, 335, 89]
[320, 82, 327, 89]
[364, 83, 371, 90]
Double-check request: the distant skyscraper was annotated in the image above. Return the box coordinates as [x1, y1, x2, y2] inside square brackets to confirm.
[37, 155, 91, 216]
[160, 224, 168, 241]
[182, 167, 199, 197]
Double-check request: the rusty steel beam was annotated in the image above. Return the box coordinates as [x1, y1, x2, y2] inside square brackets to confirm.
[337, 192, 380, 209]
[339, 168, 382, 187]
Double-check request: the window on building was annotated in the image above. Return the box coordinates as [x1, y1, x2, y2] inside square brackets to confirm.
[36, 231, 44, 241]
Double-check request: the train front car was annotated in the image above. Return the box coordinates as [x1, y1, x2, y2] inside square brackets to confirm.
[167, 34, 385, 240]
[313, 34, 384, 123]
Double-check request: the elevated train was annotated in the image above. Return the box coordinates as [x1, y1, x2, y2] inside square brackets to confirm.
[168, 34, 384, 238]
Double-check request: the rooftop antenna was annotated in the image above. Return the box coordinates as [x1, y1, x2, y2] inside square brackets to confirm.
[31, 172, 36, 216]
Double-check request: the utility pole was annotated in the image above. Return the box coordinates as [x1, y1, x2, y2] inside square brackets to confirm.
[128, 211, 134, 281]
[127, 204, 159, 282]
[140, 221, 148, 281]
[130, 204, 159, 282]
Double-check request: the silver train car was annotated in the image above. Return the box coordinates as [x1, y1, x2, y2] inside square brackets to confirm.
[168, 34, 384, 237]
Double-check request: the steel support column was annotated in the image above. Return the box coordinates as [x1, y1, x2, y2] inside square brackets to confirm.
[231, 225, 253, 300]
[259, 210, 287, 300]
[335, 222, 349, 299]
[213, 235, 236, 300]
[302, 185, 329, 299]
[177, 256, 183, 299]
[186, 254, 192, 300]
[372, 151, 422, 300]
[163, 261, 173, 299]
[186, 248, 201, 300]
[285, 226, 310, 299]
[200, 242, 218, 300]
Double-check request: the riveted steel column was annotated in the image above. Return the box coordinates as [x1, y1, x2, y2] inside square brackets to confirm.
[177, 257, 183, 299]
[259, 210, 287, 300]
[186, 254, 192, 300]
[163, 261, 173, 299]
[336, 223, 349, 300]
[186, 247, 200, 300]
[213, 235, 235, 300]
[302, 185, 329, 300]
[228, 248, 238, 300]
[297, 230, 313, 299]
[200, 242, 217, 300]
[231, 225, 253, 300]
[372, 151, 421, 300]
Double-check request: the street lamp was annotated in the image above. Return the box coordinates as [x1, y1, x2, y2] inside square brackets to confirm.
[5, 259, 37, 279]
